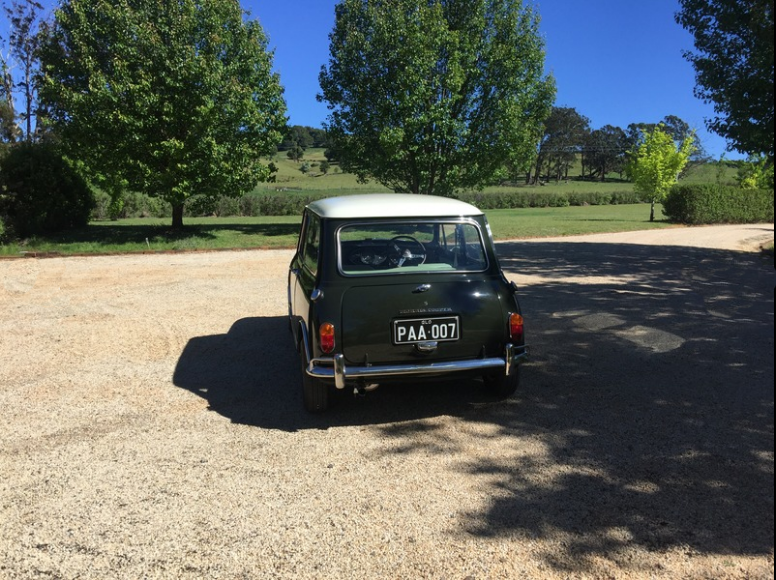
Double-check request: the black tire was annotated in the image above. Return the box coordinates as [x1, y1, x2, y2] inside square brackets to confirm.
[301, 354, 330, 412]
[484, 365, 521, 398]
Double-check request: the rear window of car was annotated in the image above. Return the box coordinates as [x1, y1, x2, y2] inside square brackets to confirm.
[338, 220, 488, 275]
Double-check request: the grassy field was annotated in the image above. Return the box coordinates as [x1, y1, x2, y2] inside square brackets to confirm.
[0, 155, 744, 257]
[258, 149, 739, 198]
[0, 204, 674, 257]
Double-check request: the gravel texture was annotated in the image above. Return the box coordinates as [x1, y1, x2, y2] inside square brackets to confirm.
[1, 223, 773, 579]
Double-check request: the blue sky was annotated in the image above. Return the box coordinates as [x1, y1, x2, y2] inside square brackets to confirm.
[3, 0, 743, 160]
[249, 0, 741, 160]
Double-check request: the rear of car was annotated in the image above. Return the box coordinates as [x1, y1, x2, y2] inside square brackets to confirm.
[288, 194, 527, 412]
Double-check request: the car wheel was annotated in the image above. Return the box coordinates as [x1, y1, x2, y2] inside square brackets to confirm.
[484, 365, 521, 398]
[301, 355, 330, 412]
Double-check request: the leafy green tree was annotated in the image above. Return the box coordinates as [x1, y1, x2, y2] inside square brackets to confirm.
[736, 155, 774, 190]
[627, 124, 696, 221]
[280, 125, 314, 151]
[625, 115, 703, 177]
[583, 125, 627, 181]
[309, 127, 328, 148]
[286, 144, 305, 163]
[534, 106, 590, 182]
[38, 0, 287, 228]
[676, 0, 774, 162]
[318, 0, 555, 196]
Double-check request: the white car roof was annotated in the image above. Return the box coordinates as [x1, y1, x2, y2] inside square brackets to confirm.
[306, 194, 483, 219]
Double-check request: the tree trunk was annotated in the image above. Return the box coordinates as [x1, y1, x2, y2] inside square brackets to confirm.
[649, 199, 655, 222]
[172, 203, 185, 229]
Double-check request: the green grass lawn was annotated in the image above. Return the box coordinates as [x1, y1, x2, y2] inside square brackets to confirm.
[258, 149, 739, 198]
[0, 204, 675, 257]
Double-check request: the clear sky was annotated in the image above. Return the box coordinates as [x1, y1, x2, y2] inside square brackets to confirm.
[3, 0, 744, 160]
[248, 0, 741, 160]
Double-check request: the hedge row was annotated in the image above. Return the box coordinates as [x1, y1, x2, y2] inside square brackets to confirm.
[92, 189, 643, 220]
[454, 190, 642, 209]
[92, 190, 329, 220]
[663, 184, 774, 225]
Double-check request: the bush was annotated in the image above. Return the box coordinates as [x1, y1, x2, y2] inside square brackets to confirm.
[87, 188, 646, 220]
[454, 190, 640, 209]
[0, 142, 94, 238]
[663, 184, 774, 224]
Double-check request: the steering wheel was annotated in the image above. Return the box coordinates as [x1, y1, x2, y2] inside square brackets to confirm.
[387, 235, 427, 267]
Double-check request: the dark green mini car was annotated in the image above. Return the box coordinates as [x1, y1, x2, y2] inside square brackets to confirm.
[288, 194, 528, 412]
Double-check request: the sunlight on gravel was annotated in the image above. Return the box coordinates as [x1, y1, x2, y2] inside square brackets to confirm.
[1, 226, 773, 579]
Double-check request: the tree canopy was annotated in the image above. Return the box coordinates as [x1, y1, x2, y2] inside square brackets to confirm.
[676, 0, 774, 162]
[533, 106, 590, 182]
[318, 0, 555, 196]
[38, 0, 287, 227]
[627, 124, 696, 221]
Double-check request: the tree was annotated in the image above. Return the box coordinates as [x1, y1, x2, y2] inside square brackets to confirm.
[534, 106, 590, 182]
[0, 53, 17, 143]
[583, 125, 627, 181]
[3, 0, 43, 142]
[318, 0, 555, 196]
[676, 0, 774, 162]
[38, 0, 287, 228]
[286, 144, 305, 163]
[309, 127, 328, 148]
[625, 115, 704, 177]
[280, 125, 313, 151]
[627, 124, 696, 222]
[2, 0, 48, 144]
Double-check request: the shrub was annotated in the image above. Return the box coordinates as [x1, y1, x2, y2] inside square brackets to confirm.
[663, 184, 774, 224]
[454, 190, 640, 209]
[0, 142, 94, 238]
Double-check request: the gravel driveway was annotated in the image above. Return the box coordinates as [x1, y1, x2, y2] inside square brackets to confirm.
[1, 224, 773, 579]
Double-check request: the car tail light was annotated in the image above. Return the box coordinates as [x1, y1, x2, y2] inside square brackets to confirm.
[509, 313, 524, 343]
[319, 323, 335, 354]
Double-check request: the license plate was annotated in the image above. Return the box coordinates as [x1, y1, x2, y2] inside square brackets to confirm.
[392, 316, 460, 345]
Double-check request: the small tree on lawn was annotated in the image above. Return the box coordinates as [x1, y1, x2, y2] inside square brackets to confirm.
[627, 124, 696, 221]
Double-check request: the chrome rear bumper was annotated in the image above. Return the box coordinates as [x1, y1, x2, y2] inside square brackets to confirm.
[307, 344, 529, 390]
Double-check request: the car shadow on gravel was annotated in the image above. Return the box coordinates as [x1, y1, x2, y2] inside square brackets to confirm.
[173, 316, 507, 432]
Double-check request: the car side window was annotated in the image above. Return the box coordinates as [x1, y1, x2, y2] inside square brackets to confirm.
[301, 213, 321, 275]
